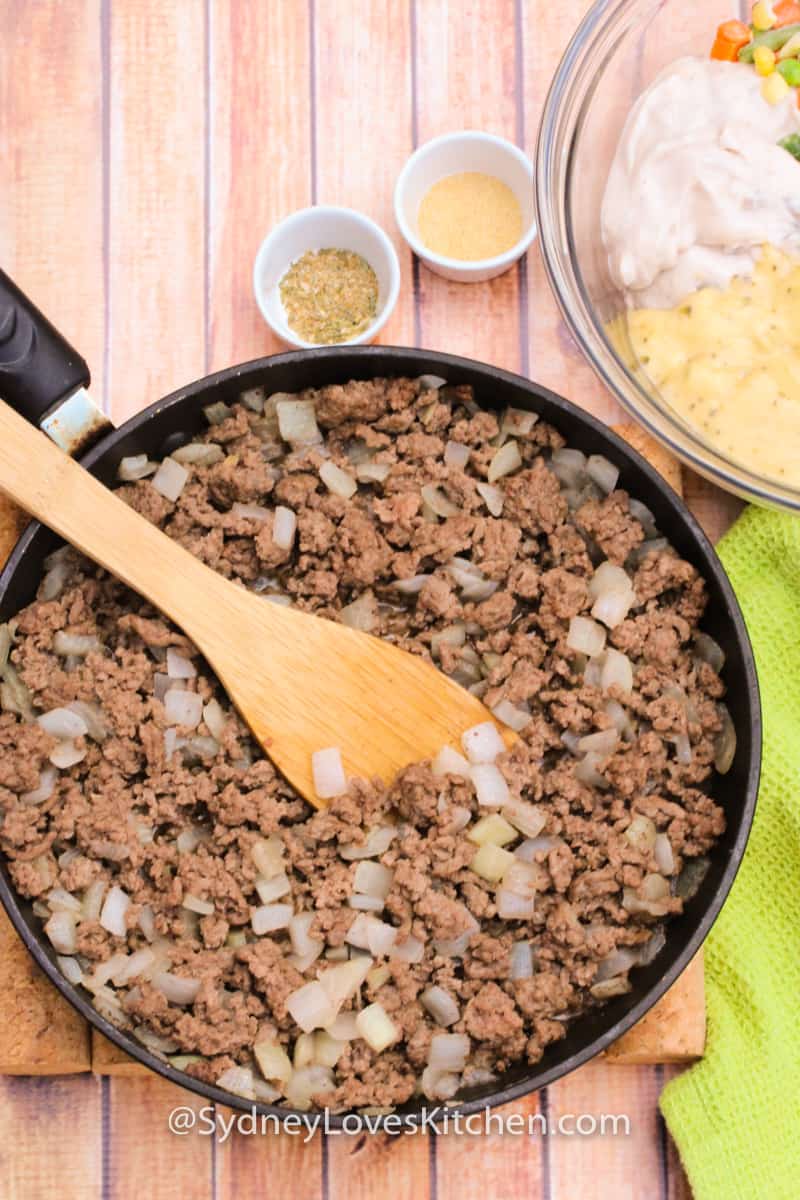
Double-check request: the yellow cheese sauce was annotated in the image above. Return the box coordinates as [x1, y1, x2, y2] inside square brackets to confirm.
[624, 245, 800, 483]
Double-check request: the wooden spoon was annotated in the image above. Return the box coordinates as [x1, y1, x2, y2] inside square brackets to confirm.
[0, 402, 511, 806]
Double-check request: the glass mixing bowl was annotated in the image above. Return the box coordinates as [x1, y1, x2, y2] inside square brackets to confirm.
[535, 0, 800, 512]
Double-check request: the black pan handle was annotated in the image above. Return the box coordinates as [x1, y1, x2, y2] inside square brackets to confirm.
[0, 268, 90, 427]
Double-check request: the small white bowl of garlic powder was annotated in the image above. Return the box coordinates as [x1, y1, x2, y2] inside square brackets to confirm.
[394, 130, 537, 283]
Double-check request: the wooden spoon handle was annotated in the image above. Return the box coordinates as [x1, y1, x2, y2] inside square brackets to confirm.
[0, 400, 233, 637]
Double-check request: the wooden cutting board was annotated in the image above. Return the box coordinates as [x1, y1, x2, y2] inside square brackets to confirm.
[0, 422, 704, 1078]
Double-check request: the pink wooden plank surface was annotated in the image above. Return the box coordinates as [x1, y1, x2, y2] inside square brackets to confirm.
[0, 0, 730, 1195]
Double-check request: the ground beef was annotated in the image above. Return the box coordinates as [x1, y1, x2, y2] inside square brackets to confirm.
[0, 377, 729, 1114]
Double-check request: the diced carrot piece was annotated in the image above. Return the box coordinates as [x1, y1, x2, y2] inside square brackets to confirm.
[775, 1, 800, 26]
[710, 19, 752, 60]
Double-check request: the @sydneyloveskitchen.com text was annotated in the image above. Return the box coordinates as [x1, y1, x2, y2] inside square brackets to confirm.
[168, 1104, 631, 1142]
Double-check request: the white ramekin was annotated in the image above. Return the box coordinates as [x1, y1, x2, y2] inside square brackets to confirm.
[253, 206, 401, 350]
[394, 131, 537, 283]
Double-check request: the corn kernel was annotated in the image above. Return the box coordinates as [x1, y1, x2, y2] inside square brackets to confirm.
[752, 1, 776, 31]
[762, 70, 791, 103]
[755, 45, 777, 74]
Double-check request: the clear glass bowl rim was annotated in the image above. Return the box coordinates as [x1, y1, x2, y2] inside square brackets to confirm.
[534, 0, 800, 513]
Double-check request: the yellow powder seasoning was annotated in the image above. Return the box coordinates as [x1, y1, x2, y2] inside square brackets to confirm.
[417, 172, 523, 262]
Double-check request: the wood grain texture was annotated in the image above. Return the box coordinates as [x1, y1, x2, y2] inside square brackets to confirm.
[92, 1031, 146, 1077]
[105, 1076, 212, 1200]
[414, 0, 521, 372]
[0, 1074, 103, 1200]
[436, 1094, 545, 1200]
[107, 0, 206, 420]
[548, 1058, 665, 1200]
[0, 0, 105, 404]
[605, 955, 705, 1066]
[208, 0, 312, 369]
[315, 0, 415, 348]
[215, 1114, 323, 1200]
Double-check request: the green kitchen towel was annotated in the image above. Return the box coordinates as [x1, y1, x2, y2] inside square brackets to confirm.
[661, 506, 800, 1200]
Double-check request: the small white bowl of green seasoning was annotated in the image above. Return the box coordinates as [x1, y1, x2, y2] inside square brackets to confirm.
[253, 206, 401, 349]
[394, 131, 536, 283]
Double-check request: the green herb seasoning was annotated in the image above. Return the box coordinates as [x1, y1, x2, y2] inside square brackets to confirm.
[279, 248, 379, 344]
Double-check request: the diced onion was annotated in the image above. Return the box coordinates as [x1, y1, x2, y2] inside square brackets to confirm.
[421, 1067, 461, 1101]
[349, 894, 384, 912]
[164, 689, 203, 728]
[601, 648, 633, 694]
[172, 442, 225, 466]
[577, 728, 618, 756]
[670, 732, 693, 766]
[47, 887, 82, 913]
[252, 837, 285, 879]
[432, 744, 472, 780]
[516, 835, 562, 860]
[82, 879, 107, 921]
[501, 796, 547, 839]
[166, 648, 196, 679]
[586, 454, 619, 494]
[694, 632, 726, 674]
[356, 461, 391, 483]
[320, 460, 357, 498]
[575, 752, 610, 790]
[49, 740, 86, 769]
[496, 889, 535, 920]
[254, 1040, 293, 1084]
[311, 747, 347, 801]
[273, 506, 297, 550]
[471, 763, 510, 808]
[510, 940, 534, 980]
[319, 956, 372, 1012]
[594, 947, 638, 983]
[417, 374, 448, 390]
[390, 934, 425, 963]
[114, 947, 157, 986]
[420, 986, 460, 1027]
[654, 833, 675, 875]
[255, 873, 292, 904]
[625, 814, 657, 852]
[604, 699, 634, 740]
[252, 903, 293, 935]
[216, 1066, 256, 1100]
[202, 699, 227, 741]
[428, 1032, 469, 1072]
[100, 885, 130, 937]
[66, 700, 108, 742]
[567, 616, 606, 657]
[151, 457, 189, 502]
[629, 497, 657, 536]
[460, 578, 498, 602]
[57, 955, 84, 985]
[421, 484, 459, 518]
[550, 447, 587, 488]
[488, 440, 521, 483]
[462, 721, 505, 764]
[392, 574, 430, 595]
[286, 980, 338, 1033]
[340, 591, 378, 633]
[503, 859, 539, 899]
[44, 910, 77, 955]
[117, 454, 156, 482]
[53, 631, 101, 658]
[21, 766, 58, 804]
[276, 398, 322, 446]
[182, 893, 215, 916]
[339, 825, 396, 861]
[476, 481, 504, 517]
[502, 407, 539, 436]
[38, 707, 88, 739]
[444, 441, 470, 469]
[714, 705, 736, 775]
[353, 1002, 398, 1053]
[591, 590, 634, 629]
[353, 860, 393, 900]
[490, 699, 530, 732]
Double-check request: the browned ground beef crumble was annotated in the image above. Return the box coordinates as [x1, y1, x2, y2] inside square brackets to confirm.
[0, 376, 728, 1112]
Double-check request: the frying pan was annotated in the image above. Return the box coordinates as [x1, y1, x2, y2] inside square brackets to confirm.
[0, 269, 761, 1126]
